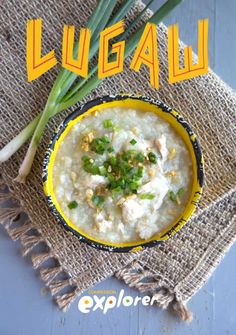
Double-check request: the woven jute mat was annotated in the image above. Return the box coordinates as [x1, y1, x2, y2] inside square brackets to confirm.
[0, 0, 235, 321]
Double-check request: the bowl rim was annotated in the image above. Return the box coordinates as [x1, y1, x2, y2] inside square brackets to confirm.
[43, 94, 204, 253]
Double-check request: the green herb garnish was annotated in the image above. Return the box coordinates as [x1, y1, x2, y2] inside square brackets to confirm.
[100, 135, 110, 144]
[82, 155, 91, 163]
[103, 119, 114, 129]
[98, 166, 107, 176]
[136, 153, 145, 162]
[113, 125, 122, 132]
[122, 152, 131, 162]
[177, 187, 185, 196]
[130, 139, 137, 145]
[107, 146, 114, 153]
[68, 200, 78, 209]
[83, 163, 99, 175]
[168, 191, 176, 202]
[92, 195, 105, 209]
[82, 155, 100, 174]
[137, 166, 144, 177]
[109, 155, 117, 166]
[168, 188, 185, 202]
[148, 152, 157, 164]
[90, 136, 110, 154]
[139, 193, 155, 200]
[129, 181, 139, 193]
[127, 149, 137, 155]
[112, 186, 122, 193]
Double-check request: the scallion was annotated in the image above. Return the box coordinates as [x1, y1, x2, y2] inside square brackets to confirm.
[136, 153, 145, 162]
[68, 200, 78, 209]
[103, 119, 114, 129]
[2, 0, 183, 182]
[91, 195, 105, 209]
[177, 187, 185, 196]
[98, 166, 107, 176]
[168, 190, 176, 202]
[130, 139, 137, 145]
[107, 146, 114, 153]
[139, 193, 155, 200]
[148, 152, 157, 164]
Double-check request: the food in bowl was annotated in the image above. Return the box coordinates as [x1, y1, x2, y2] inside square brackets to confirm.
[51, 106, 193, 244]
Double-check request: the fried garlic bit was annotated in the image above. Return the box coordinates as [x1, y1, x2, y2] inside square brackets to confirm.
[116, 197, 126, 206]
[81, 131, 94, 152]
[168, 148, 176, 160]
[86, 189, 94, 208]
[116, 194, 136, 207]
[165, 170, 177, 180]
[148, 169, 155, 177]
[131, 127, 139, 135]
[176, 195, 181, 205]
[125, 194, 137, 200]
[95, 185, 107, 196]
[86, 188, 93, 199]
[70, 171, 77, 182]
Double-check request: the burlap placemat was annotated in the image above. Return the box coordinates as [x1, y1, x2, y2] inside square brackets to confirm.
[0, 0, 235, 321]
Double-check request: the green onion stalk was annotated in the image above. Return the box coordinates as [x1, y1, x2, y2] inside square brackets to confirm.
[0, 0, 183, 182]
[0, 0, 136, 164]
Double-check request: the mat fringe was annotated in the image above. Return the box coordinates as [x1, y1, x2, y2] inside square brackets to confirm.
[2, 183, 233, 318]
[54, 289, 78, 311]
[0, 185, 78, 312]
[8, 220, 34, 241]
[116, 265, 193, 322]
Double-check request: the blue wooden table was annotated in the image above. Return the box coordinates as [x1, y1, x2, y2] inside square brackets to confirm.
[1, 0, 235, 334]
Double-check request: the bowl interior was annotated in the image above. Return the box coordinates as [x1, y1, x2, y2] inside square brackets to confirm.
[43, 96, 204, 251]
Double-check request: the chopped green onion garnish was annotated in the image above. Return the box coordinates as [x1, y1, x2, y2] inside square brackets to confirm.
[82, 155, 91, 163]
[122, 152, 131, 162]
[91, 195, 105, 209]
[168, 191, 176, 202]
[148, 152, 157, 164]
[83, 163, 99, 175]
[137, 166, 144, 177]
[91, 136, 110, 154]
[91, 139, 105, 154]
[103, 119, 113, 129]
[129, 181, 139, 192]
[82, 135, 163, 197]
[139, 193, 155, 200]
[120, 161, 133, 173]
[68, 200, 78, 209]
[96, 145, 105, 154]
[130, 139, 137, 145]
[177, 187, 185, 196]
[107, 173, 115, 182]
[109, 156, 117, 166]
[100, 135, 110, 144]
[107, 146, 114, 153]
[113, 125, 122, 132]
[109, 180, 118, 190]
[135, 153, 145, 162]
[116, 177, 126, 189]
[98, 166, 107, 176]
[113, 186, 122, 193]
[127, 149, 137, 155]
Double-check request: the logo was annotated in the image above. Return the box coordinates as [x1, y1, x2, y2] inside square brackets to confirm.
[78, 289, 158, 314]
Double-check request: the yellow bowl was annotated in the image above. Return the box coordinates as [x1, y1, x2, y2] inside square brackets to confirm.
[43, 95, 204, 252]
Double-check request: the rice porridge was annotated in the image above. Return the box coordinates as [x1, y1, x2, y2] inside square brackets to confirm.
[52, 107, 193, 243]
